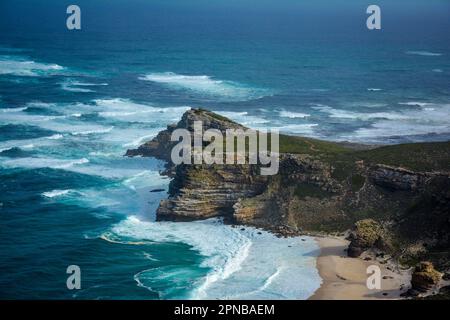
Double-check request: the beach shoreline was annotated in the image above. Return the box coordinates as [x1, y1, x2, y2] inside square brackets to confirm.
[310, 237, 411, 300]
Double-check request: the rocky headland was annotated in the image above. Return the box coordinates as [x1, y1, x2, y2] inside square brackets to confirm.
[126, 108, 450, 299]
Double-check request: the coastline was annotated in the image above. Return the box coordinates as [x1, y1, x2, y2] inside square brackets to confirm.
[310, 237, 411, 300]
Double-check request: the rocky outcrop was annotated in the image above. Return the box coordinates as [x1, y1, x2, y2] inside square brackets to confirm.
[347, 219, 391, 257]
[126, 108, 245, 165]
[157, 163, 267, 221]
[411, 261, 442, 292]
[127, 108, 450, 269]
[125, 123, 176, 162]
[369, 165, 427, 191]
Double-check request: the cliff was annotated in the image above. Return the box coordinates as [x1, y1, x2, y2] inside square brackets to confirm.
[127, 108, 450, 270]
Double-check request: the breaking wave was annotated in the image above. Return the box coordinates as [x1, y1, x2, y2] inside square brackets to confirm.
[0, 55, 65, 77]
[139, 72, 271, 101]
[107, 217, 321, 299]
[406, 51, 443, 57]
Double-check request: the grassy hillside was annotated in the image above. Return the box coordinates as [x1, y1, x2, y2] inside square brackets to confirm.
[280, 134, 450, 173]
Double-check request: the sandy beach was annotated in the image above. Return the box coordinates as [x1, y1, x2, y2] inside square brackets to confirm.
[310, 237, 411, 300]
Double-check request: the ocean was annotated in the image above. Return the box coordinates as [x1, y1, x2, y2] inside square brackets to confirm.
[0, 0, 449, 299]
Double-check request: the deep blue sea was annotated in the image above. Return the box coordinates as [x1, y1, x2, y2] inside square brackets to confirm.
[0, 0, 449, 299]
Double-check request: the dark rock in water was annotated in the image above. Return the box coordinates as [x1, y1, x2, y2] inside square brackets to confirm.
[150, 188, 166, 193]
[443, 273, 450, 281]
[382, 292, 388, 296]
[411, 261, 442, 292]
[257, 232, 262, 235]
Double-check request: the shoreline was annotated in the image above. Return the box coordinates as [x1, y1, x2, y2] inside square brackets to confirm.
[310, 237, 411, 300]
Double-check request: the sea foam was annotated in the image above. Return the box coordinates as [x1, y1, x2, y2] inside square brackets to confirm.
[0, 55, 64, 77]
[406, 51, 443, 57]
[139, 72, 270, 101]
[42, 189, 72, 198]
[108, 217, 321, 300]
[279, 110, 310, 118]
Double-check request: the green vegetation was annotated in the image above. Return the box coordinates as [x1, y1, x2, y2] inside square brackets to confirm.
[351, 174, 365, 192]
[353, 219, 383, 247]
[199, 109, 450, 173]
[357, 142, 450, 172]
[294, 183, 332, 199]
[279, 134, 450, 173]
[197, 108, 239, 124]
[279, 134, 349, 155]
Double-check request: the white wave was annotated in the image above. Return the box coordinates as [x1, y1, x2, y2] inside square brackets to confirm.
[432, 69, 443, 73]
[70, 81, 108, 86]
[100, 127, 162, 149]
[71, 126, 114, 136]
[0, 55, 65, 77]
[0, 135, 60, 154]
[352, 121, 450, 141]
[367, 88, 382, 92]
[216, 111, 270, 127]
[42, 189, 72, 198]
[47, 134, 64, 140]
[61, 83, 94, 93]
[139, 72, 270, 101]
[313, 105, 410, 121]
[347, 102, 388, 108]
[94, 98, 190, 123]
[398, 101, 433, 107]
[346, 103, 450, 142]
[1, 157, 89, 170]
[406, 51, 443, 57]
[0, 144, 32, 153]
[110, 217, 320, 300]
[88, 151, 117, 157]
[1, 107, 27, 112]
[273, 123, 318, 135]
[309, 103, 328, 108]
[122, 170, 167, 190]
[21, 143, 34, 149]
[60, 79, 108, 93]
[279, 110, 310, 118]
[122, 134, 158, 148]
[0, 108, 63, 124]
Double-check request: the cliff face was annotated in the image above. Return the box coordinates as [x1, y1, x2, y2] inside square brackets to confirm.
[127, 108, 450, 264]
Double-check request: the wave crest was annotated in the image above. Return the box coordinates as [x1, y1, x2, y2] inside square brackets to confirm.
[139, 72, 271, 102]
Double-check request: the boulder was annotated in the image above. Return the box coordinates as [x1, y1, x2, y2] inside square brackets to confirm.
[411, 261, 442, 292]
[347, 219, 385, 257]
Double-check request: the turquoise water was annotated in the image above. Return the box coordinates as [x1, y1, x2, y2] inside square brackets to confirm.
[0, 0, 449, 299]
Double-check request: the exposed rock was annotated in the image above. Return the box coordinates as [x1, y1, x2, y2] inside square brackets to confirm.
[347, 219, 391, 257]
[411, 261, 442, 292]
[126, 108, 245, 165]
[369, 164, 426, 191]
[126, 108, 450, 267]
[157, 163, 268, 221]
